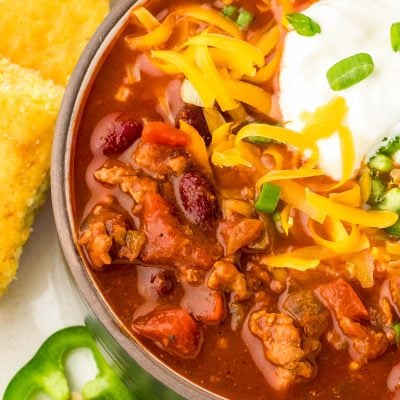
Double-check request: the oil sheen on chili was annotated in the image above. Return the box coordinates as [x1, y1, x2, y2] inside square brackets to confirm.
[72, 1, 400, 399]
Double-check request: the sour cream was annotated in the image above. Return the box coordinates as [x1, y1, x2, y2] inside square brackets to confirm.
[279, 0, 400, 181]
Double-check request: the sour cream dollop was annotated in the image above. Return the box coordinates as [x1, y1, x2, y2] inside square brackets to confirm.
[279, 0, 400, 181]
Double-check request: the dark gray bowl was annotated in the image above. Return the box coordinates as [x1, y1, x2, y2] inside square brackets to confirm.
[51, 1, 221, 399]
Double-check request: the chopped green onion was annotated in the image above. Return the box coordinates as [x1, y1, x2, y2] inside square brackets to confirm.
[391, 22, 400, 52]
[222, 5, 239, 20]
[369, 154, 393, 173]
[286, 13, 321, 37]
[367, 177, 387, 206]
[378, 188, 400, 213]
[386, 219, 400, 239]
[237, 9, 254, 30]
[394, 323, 400, 346]
[326, 53, 374, 91]
[255, 183, 281, 214]
[377, 135, 400, 157]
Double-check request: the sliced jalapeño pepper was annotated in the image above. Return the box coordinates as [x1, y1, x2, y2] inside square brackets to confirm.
[4, 326, 133, 400]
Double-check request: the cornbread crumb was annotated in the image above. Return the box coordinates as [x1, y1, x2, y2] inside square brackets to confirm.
[0, 0, 108, 86]
[0, 58, 63, 296]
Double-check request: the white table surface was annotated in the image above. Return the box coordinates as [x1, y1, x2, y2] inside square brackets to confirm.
[0, 198, 86, 395]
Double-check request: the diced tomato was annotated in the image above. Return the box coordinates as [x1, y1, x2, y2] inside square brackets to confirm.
[204, 291, 226, 324]
[140, 193, 218, 270]
[132, 308, 203, 358]
[142, 121, 191, 148]
[315, 278, 369, 321]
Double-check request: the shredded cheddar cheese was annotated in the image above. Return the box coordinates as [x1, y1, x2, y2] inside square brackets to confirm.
[280, 204, 292, 235]
[152, 50, 215, 107]
[257, 169, 325, 187]
[305, 189, 398, 228]
[309, 217, 370, 255]
[174, 5, 243, 39]
[126, 14, 176, 49]
[277, 180, 326, 223]
[131, 7, 160, 31]
[329, 182, 361, 207]
[184, 33, 265, 67]
[194, 45, 237, 111]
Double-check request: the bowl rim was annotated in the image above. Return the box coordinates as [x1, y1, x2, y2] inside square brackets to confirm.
[51, 1, 220, 399]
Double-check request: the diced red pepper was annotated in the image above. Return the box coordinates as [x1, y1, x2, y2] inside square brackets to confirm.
[315, 278, 368, 321]
[132, 308, 203, 358]
[142, 121, 191, 148]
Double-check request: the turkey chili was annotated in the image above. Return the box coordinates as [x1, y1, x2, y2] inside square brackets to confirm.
[72, 0, 400, 399]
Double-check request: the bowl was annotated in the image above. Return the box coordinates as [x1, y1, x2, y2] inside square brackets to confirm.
[51, 1, 219, 398]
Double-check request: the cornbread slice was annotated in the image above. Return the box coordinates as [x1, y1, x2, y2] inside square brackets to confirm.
[0, 58, 64, 296]
[0, 0, 108, 86]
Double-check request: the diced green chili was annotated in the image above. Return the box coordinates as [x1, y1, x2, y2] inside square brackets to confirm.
[255, 183, 281, 214]
[222, 5, 239, 20]
[4, 326, 133, 400]
[369, 154, 393, 173]
[237, 9, 254, 30]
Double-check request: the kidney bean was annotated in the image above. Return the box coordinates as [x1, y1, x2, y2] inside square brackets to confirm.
[150, 270, 176, 296]
[101, 117, 143, 155]
[175, 104, 211, 146]
[178, 171, 219, 229]
[132, 308, 203, 358]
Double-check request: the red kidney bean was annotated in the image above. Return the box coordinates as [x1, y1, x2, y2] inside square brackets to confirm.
[178, 171, 219, 228]
[175, 104, 211, 146]
[150, 270, 176, 296]
[101, 117, 143, 155]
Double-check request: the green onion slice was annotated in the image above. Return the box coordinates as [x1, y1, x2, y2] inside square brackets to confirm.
[222, 5, 239, 20]
[286, 13, 321, 37]
[369, 154, 393, 173]
[255, 183, 281, 214]
[326, 53, 374, 91]
[391, 22, 400, 52]
[237, 9, 254, 30]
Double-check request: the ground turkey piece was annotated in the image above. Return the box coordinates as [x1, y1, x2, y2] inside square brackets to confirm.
[217, 211, 264, 255]
[316, 278, 388, 362]
[95, 160, 157, 203]
[79, 197, 146, 269]
[207, 260, 250, 301]
[249, 311, 320, 389]
[132, 308, 203, 358]
[132, 141, 188, 179]
[140, 193, 222, 269]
